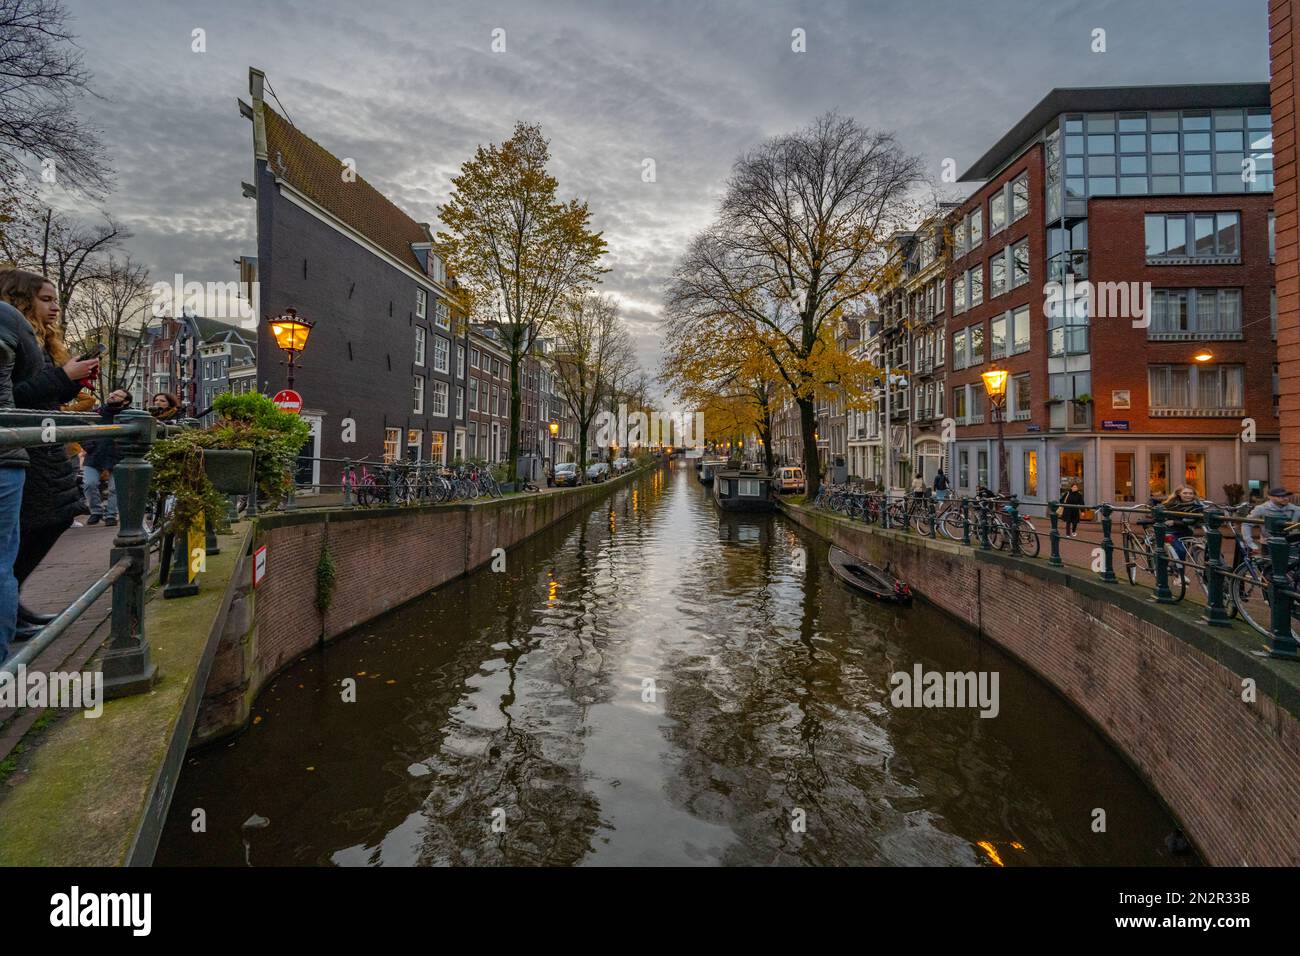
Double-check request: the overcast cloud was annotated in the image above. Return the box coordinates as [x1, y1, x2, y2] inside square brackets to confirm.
[56, 0, 1268, 380]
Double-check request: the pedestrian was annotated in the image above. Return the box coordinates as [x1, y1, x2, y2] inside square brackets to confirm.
[1160, 485, 1205, 561]
[149, 391, 182, 421]
[0, 269, 99, 643]
[81, 388, 131, 526]
[0, 300, 44, 663]
[1060, 481, 1086, 538]
[910, 473, 927, 499]
[933, 469, 949, 501]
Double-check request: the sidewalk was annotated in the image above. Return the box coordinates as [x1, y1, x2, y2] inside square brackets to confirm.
[0, 522, 124, 762]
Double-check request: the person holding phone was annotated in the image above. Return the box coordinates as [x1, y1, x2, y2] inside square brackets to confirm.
[0, 269, 96, 640]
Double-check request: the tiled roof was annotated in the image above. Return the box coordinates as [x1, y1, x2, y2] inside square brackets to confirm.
[262, 105, 431, 275]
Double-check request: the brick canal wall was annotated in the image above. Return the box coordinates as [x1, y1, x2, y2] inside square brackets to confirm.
[196, 463, 666, 743]
[781, 501, 1300, 867]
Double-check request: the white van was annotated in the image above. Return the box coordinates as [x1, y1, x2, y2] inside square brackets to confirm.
[776, 467, 805, 493]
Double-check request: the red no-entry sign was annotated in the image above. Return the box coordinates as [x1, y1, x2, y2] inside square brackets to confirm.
[272, 389, 303, 414]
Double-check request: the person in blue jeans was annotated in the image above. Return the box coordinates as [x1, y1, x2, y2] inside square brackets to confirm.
[81, 389, 131, 526]
[0, 300, 44, 663]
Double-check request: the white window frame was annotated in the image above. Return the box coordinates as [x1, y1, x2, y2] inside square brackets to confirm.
[416, 287, 428, 319]
[413, 375, 425, 414]
[433, 335, 450, 373]
[414, 326, 426, 366]
[431, 380, 449, 417]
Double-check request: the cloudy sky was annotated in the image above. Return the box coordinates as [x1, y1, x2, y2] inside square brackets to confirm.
[56, 0, 1268, 379]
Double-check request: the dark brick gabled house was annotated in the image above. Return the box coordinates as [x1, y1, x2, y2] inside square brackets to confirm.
[241, 68, 466, 489]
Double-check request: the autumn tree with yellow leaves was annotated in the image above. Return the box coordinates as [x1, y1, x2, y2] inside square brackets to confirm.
[664, 112, 921, 497]
[438, 122, 607, 484]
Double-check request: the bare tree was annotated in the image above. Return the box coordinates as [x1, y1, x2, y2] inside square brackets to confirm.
[549, 292, 634, 475]
[0, 204, 121, 312]
[667, 113, 922, 497]
[63, 253, 150, 400]
[0, 0, 111, 196]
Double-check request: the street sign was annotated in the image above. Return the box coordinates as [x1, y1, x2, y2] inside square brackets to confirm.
[253, 545, 267, 588]
[1101, 420, 1130, 431]
[272, 389, 303, 414]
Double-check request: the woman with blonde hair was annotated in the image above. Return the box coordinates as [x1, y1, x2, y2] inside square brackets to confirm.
[0, 268, 99, 640]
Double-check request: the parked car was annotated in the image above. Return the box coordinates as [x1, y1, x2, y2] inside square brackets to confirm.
[553, 462, 579, 487]
[586, 462, 610, 483]
[776, 466, 806, 494]
[612, 457, 631, 473]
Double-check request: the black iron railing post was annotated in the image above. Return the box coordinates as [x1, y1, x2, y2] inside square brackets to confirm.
[1099, 504, 1117, 583]
[101, 410, 159, 698]
[1152, 504, 1175, 604]
[1265, 516, 1300, 659]
[928, 496, 937, 539]
[1202, 506, 1229, 627]
[343, 458, 353, 508]
[978, 499, 991, 551]
[1048, 499, 1063, 566]
[1009, 496, 1022, 556]
[961, 496, 971, 547]
[881, 492, 890, 530]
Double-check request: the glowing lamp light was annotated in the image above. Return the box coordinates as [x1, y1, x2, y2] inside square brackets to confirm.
[269, 308, 313, 353]
[980, 368, 1009, 401]
[548, 419, 559, 437]
[1194, 350, 1214, 363]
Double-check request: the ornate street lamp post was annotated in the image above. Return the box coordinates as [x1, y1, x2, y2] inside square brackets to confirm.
[269, 308, 314, 390]
[981, 367, 1010, 496]
[548, 418, 559, 473]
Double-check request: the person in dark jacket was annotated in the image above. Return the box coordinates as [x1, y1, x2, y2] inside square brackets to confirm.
[0, 269, 98, 642]
[933, 469, 950, 501]
[1060, 482, 1086, 538]
[81, 389, 131, 526]
[0, 300, 45, 662]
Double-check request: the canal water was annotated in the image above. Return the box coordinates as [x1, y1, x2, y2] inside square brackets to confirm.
[157, 464, 1194, 866]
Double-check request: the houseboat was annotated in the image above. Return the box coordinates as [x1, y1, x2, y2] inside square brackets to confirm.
[712, 469, 776, 512]
[696, 459, 727, 485]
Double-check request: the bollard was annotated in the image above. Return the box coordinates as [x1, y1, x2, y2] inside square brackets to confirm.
[1202, 506, 1230, 627]
[343, 458, 354, 508]
[204, 514, 219, 556]
[1009, 496, 1022, 556]
[978, 499, 992, 551]
[1265, 516, 1300, 659]
[1048, 499, 1063, 567]
[961, 497, 971, 547]
[101, 410, 159, 698]
[1151, 504, 1175, 603]
[928, 496, 937, 538]
[881, 492, 890, 530]
[1099, 504, 1116, 582]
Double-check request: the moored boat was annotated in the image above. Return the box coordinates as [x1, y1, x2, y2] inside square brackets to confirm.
[697, 459, 727, 484]
[827, 546, 912, 605]
[712, 469, 776, 511]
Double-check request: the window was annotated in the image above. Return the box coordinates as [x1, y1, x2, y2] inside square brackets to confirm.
[1148, 288, 1241, 338]
[969, 324, 984, 364]
[1011, 239, 1030, 288]
[457, 345, 466, 378]
[1145, 212, 1239, 261]
[383, 427, 401, 463]
[471, 348, 480, 368]
[969, 265, 983, 307]
[953, 274, 967, 314]
[1010, 304, 1030, 354]
[1149, 452, 1170, 498]
[434, 300, 451, 330]
[1012, 373, 1031, 420]
[954, 217, 968, 257]
[1011, 173, 1029, 221]
[1024, 450, 1038, 497]
[469, 377, 478, 411]
[990, 191, 1007, 234]
[431, 431, 447, 466]
[434, 335, 450, 373]
[968, 208, 983, 249]
[952, 330, 968, 369]
[977, 449, 989, 487]
[991, 314, 1007, 358]
[456, 386, 465, 418]
[1148, 363, 1243, 414]
[406, 428, 423, 461]
[413, 375, 425, 414]
[416, 288, 427, 318]
[414, 326, 426, 366]
[430, 380, 449, 417]
[990, 255, 1006, 298]
[959, 449, 970, 488]
[1185, 452, 1207, 497]
[953, 386, 967, 422]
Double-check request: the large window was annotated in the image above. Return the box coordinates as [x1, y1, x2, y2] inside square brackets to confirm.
[1023, 450, 1038, 496]
[953, 274, 967, 314]
[990, 191, 1007, 234]
[469, 377, 478, 411]
[968, 208, 982, 249]
[431, 431, 447, 466]
[1144, 212, 1240, 261]
[383, 427, 401, 463]
[456, 385, 465, 418]
[430, 380, 450, 417]
[993, 306, 1031, 357]
[434, 299, 451, 330]
[969, 265, 984, 307]
[1148, 363, 1243, 415]
[1011, 173, 1030, 221]
[413, 375, 424, 414]
[414, 326, 426, 366]
[416, 287, 427, 318]
[434, 335, 450, 373]
[952, 330, 968, 369]
[1012, 373, 1031, 420]
[1148, 288, 1241, 338]
[1011, 239, 1030, 288]
[990, 255, 1006, 298]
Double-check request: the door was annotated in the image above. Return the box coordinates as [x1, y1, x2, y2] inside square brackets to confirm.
[1114, 452, 1136, 503]
[294, 414, 321, 492]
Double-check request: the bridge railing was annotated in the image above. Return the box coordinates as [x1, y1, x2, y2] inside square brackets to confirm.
[805, 485, 1300, 662]
[0, 408, 169, 697]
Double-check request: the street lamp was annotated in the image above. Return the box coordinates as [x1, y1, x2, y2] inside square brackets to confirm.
[981, 367, 1010, 496]
[269, 308, 314, 390]
[548, 417, 559, 472]
[1194, 349, 1214, 363]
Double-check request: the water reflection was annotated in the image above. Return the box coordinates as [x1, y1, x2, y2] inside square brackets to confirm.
[158, 464, 1193, 866]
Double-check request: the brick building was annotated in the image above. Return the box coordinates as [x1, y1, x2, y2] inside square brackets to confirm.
[950, 84, 1277, 510]
[1271, 0, 1300, 491]
[464, 327, 511, 464]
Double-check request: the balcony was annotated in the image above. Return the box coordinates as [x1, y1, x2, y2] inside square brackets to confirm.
[1149, 406, 1245, 418]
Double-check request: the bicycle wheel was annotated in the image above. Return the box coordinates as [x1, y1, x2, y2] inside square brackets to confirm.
[938, 508, 963, 540]
[1230, 557, 1300, 642]
[1161, 544, 1188, 601]
[1122, 531, 1141, 585]
[914, 506, 935, 537]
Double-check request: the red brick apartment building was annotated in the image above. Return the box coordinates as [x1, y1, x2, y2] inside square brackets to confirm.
[1271, 0, 1300, 490]
[948, 84, 1277, 511]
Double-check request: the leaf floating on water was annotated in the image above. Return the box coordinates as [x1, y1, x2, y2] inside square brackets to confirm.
[242, 813, 270, 830]
[386, 679, 397, 685]
[252, 715, 263, 725]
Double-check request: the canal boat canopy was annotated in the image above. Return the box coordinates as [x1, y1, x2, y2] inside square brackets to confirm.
[712, 469, 776, 512]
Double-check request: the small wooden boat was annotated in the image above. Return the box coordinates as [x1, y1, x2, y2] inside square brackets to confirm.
[828, 546, 912, 605]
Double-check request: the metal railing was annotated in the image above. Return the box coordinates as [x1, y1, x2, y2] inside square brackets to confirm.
[0, 408, 166, 696]
[807, 485, 1300, 663]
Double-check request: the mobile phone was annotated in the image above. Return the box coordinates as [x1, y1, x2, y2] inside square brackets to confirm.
[77, 344, 106, 362]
